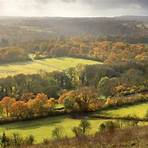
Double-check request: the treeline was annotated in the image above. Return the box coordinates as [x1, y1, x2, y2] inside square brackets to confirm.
[23, 39, 148, 64]
[0, 93, 56, 119]
[0, 47, 30, 63]
[0, 61, 147, 100]
[1, 39, 147, 64]
[1, 87, 148, 120]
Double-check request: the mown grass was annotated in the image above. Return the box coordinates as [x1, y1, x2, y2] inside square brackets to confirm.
[0, 116, 108, 143]
[0, 57, 100, 78]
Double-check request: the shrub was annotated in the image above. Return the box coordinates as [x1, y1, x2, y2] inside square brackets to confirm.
[72, 119, 91, 138]
[11, 133, 23, 146]
[79, 119, 91, 134]
[52, 127, 64, 139]
[43, 138, 50, 144]
[99, 121, 119, 133]
[72, 127, 83, 138]
[0, 132, 10, 147]
[145, 109, 148, 118]
[24, 135, 34, 145]
[0, 132, 35, 147]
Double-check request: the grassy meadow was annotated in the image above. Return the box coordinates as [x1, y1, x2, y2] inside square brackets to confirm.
[1, 103, 148, 143]
[99, 103, 148, 118]
[0, 116, 108, 143]
[0, 57, 100, 78]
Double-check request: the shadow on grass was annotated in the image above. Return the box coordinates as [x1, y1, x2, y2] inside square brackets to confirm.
[0, 61, 33, 67]
[0, 116, 66, 130]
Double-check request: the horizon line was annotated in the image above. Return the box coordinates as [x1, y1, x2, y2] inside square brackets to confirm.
[0, 15, 148, 18]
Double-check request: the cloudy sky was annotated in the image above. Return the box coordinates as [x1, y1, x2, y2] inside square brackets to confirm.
[0, 0, 147, 17]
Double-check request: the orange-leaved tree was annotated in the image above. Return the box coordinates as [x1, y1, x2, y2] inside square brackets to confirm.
[0, 97, 16, 117]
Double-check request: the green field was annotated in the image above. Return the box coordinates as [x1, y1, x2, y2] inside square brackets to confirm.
[0, 116, 107, 143]
[100, 103, 148, 118]
[0, 57, 100, 78]
[1, 103, 148, 143]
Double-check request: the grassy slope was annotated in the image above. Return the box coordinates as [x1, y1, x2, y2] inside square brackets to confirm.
[0, 116, 107, 143]
[1, 103, 148, 143]
[0, 57, 100, 78]
[33, 126, 148, 148]
[100, 103, 148, 118]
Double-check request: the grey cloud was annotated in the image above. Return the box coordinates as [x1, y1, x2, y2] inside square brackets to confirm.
[35, 0, 76, 4]
[83, 0, 148, 9]
[0, 0, 147, 16]
[62, 0, 76, 3]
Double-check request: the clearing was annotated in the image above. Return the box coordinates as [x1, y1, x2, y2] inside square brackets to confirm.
[0, 57, 100, 78]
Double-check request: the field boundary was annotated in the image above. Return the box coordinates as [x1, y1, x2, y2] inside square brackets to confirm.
[91, 115, 148, 122]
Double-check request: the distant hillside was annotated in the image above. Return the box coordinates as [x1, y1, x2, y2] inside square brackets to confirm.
[0, 16, 148, 45]
[117, 15, 148, 22]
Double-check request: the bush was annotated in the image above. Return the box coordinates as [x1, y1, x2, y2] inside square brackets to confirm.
[52, 127, 64, 139]
[145, 109, 148, 118]
[72, 119, 91, 138]
[79, 119, 91, 134]
[99, 121, 119, 133]
[72, 127, 83, 138]
[43, 138, 50, 144]
[11, 133, 23, 146]
[0, 132, 34, 147]
[24, 135, 34, 145]
[0, 132, 10, 147]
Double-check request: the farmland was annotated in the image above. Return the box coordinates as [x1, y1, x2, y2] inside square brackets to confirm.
[0, 57, 100, 78]
[0, 115, 108, 143]
[100, 103, 148, 118]
[1, 102, 148, 143]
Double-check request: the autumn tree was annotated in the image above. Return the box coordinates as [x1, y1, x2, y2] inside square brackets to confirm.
[10, 101, 28, 119]
[0, 97, 15, 117]
[59, 87, 99, 112]
[27, 93, 54, 117]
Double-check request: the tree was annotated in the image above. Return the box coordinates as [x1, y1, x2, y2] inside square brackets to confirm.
[10, 101, 28, 119]
[0, 97, 15, 117]
[98, 77, 118, 97]
[0, 104, 3, 117]
[59, 87, 98, 112]
[27, 93, 49, 116]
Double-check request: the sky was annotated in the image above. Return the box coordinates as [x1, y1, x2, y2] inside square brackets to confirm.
[0, 0, 147, 17]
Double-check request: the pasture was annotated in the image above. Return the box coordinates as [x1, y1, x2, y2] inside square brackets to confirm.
[100, 103, 148, 118]
[0, 57, 100, 78]
[1, 103, 148, 143]
[0, 116, 107, 143]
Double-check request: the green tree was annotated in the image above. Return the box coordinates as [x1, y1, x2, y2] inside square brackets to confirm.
[98, 77, 117, 97]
